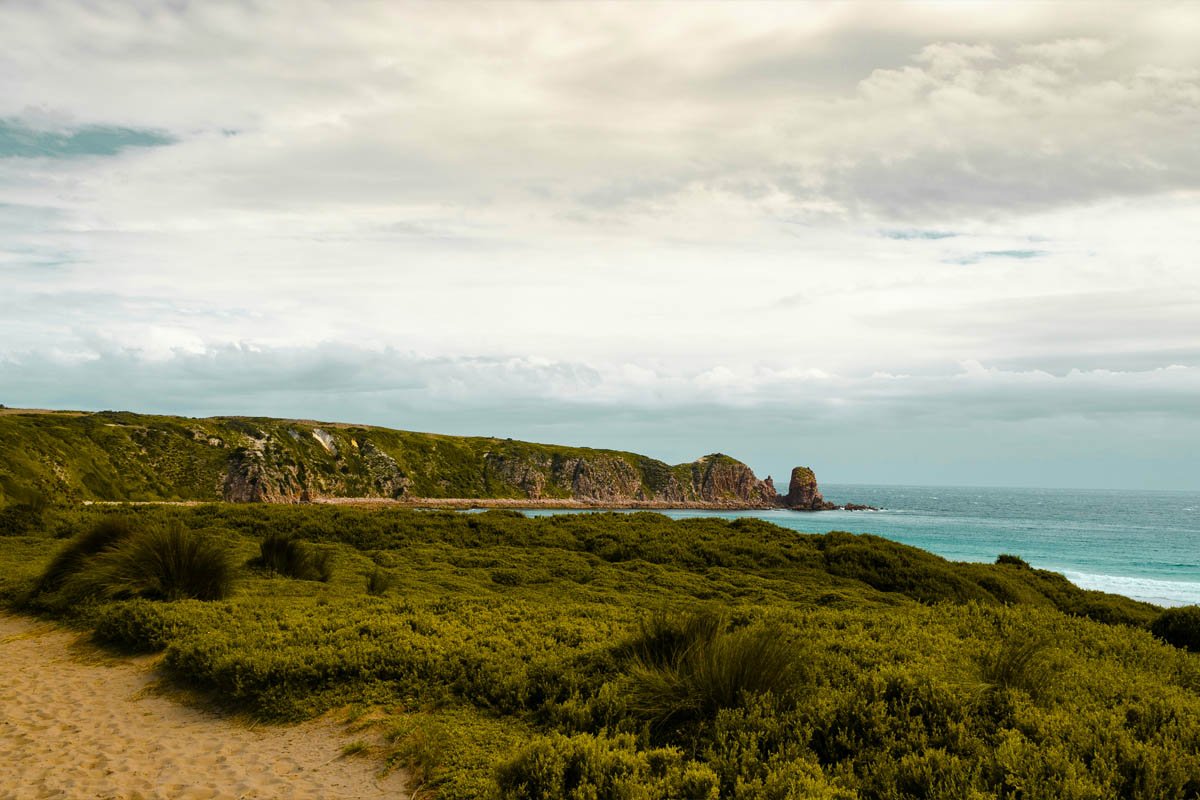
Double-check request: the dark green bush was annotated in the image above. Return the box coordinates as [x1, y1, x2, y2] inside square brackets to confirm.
[71, 523, 234, 601]
[0, 501, 44, 536]
[253, 531, 333, 582]
[366, 567, 394, 596]
[996, 554, 1030, 569]
[1151, 606, 1200, 652]
[34, 516, 135, 595]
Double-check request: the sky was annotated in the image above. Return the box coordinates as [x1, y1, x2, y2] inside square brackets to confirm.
[1, 1, 1198, 490]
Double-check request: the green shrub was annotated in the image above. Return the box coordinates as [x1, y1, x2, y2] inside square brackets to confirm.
[253, 531, 333, 582]
[996, 554, 1030, 569]
[34, 516, 135, 595]
[366, 567, 394, 596]
[0, 503, 43, 536]
[70, 523, 234, 601]
[93, 599, 198, 651]
[1151, 606, 1200, 652]
[496, 732, 699, 800]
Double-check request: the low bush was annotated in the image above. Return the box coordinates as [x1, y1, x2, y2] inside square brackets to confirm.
[366, 567, 394, 596]
[496, 732, 710, 800]
[92, 598, 207, 651]
[253, 531, 333, 581]
[1151, 605, 1200, 652]
[996, 554, 1030, 569]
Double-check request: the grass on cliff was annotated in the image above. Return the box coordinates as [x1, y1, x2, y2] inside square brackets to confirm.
[2, 504, 1199, 800]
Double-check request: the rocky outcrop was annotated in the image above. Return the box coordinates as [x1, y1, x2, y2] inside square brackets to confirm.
[483, 450, 778, 506]
[691, 454, 779, 505]
[784, 466, 835, 511]
[222, 440, 306, 503]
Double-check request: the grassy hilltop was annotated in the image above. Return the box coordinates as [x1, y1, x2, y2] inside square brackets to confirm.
[3, 503, 1199, 799]
[0, 408, 780, 507]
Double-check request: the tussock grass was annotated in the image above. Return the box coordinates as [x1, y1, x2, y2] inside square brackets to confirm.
[623, 610, 807, 736]
[69, 523, 234, 602]
[975, 633, 1056, 698]
[34, 516, 135, 595]
[252, 531, 333, 582]
[366, 567, 394, 596]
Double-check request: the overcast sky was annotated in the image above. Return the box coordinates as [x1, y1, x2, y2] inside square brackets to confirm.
[2, 1, 1198, 490]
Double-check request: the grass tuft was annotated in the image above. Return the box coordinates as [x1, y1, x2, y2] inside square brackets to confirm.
[366, 567, 394, 596]
[975, 633, 1055, 698]
[622, 610, 806, 737]
[70, 522, 235, 602]
[34, 516, 135, 596]
[252, 531, 334, 582]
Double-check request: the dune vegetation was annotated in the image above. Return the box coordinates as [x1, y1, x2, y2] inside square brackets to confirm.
[3, 503, 1199, 799]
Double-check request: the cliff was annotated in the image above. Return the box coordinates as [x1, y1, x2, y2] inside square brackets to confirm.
[0, 409, 815, 508]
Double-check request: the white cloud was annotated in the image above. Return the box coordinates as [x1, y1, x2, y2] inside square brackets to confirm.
[0, 1, 1198, 486]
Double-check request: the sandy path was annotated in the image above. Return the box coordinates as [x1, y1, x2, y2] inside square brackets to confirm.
[0, 614, 408, 800]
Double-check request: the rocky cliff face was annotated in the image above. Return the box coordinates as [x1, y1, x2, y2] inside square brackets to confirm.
[690, 454, 779, 505]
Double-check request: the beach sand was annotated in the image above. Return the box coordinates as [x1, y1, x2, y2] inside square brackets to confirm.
[0, 614, 408, 800]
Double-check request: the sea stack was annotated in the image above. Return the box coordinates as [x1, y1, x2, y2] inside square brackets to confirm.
[784, 466, 835, 511]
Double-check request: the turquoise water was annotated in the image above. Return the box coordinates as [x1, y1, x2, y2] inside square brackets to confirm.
[520, 485, 1200, 607]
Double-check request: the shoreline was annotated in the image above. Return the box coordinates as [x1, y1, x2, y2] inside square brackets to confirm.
[83, 497, 821, 511]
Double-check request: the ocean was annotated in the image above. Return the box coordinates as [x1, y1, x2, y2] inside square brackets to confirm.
[522, 484, 1200, 607]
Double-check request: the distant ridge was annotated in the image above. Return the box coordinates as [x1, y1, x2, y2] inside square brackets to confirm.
[0, 408, 831, 509]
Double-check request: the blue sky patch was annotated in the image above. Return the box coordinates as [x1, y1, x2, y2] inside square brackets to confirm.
[949, 249, 1048, 265]
[0, 119, 174, 158]
[882, 229, 958, 240]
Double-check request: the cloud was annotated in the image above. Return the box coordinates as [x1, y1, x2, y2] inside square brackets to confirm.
[0, 2, 1197, 488]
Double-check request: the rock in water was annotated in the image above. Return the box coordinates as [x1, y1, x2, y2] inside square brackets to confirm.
[785, 466, 835, 510]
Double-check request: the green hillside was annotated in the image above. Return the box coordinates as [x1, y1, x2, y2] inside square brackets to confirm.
[0, 409, 780, 506]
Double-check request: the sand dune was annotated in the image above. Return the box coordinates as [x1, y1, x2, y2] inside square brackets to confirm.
[0, 614, 408, 800]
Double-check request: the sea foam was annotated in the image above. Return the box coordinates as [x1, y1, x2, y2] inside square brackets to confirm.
[1062, 570, 1200, 607]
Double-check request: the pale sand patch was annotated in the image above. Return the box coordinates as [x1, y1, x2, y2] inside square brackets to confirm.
[0, 614, 408, 800]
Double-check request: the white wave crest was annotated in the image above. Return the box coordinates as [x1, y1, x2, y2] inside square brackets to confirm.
[1062, 570, 1200, 607]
